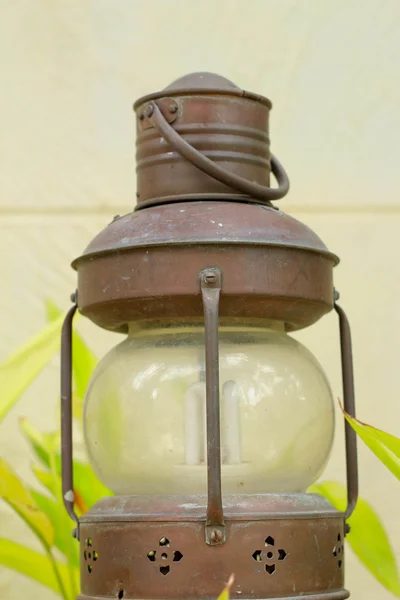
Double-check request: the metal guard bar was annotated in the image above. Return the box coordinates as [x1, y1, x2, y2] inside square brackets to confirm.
[200, 268, 226, 545]
[61, 299, 79, 532]
[334, 302, 359, 520]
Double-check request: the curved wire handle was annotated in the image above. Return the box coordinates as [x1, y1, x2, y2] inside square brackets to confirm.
[148, 101, 290, 203]
[61, 295, 79, 537]
[335, 300, 358, 521]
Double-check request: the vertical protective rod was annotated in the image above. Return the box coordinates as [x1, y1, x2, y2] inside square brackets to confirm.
[61, 300, 79, 529]
[335, 302, 359, 520]
[200, 268, 226, 545]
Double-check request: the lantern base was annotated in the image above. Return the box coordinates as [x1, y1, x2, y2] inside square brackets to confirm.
[78, 493, 349, 600]
[78, 594, 348, 600]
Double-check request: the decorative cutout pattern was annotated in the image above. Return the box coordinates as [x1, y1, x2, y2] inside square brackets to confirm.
[265, 563, 276, 575]
[147, 537, 184, 575]
[333, 533, 343, 569]
[252, 535, 288, 575]
[84, 538, 98, 574]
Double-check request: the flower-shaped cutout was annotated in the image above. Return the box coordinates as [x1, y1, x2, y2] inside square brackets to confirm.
[83, 537, 99, 574]
[333, 533, 343, 569]
[252, 535, 288, 575]
[147, 537, 184, 575]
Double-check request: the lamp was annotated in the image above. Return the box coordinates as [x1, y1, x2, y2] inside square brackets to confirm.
[61, 72, 358, 600]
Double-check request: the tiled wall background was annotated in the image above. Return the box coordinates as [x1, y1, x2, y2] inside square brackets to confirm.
[1, 1, 399, 598]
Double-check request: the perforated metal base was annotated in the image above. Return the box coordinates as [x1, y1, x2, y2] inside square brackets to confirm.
[77, 494, 349, 600]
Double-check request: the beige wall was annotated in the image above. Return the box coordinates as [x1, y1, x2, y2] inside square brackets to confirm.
[1, 1, 400, 598]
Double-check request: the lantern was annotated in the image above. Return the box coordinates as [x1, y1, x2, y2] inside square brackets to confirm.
[61, 73, 358, 600]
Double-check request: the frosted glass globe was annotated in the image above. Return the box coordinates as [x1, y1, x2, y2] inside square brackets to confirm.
[83, 322, 334, 495]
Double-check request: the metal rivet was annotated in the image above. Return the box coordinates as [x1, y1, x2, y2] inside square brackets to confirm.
[210, 529, 223, 543]
[145, 104, 154, 118]
[169, 103, 178, 114]
[204, 272, 217, 284]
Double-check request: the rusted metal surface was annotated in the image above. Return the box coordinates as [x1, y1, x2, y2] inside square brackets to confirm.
[200, 269, 225, 545]
[140, 100, 289, 206]
[73, 202, 337, 333]
[65, 72, 358, 600]
[134, 72, 282, 206]
[137, 97, 179, 130]
[75, 244, 334, 333]
[134, 72, 273, 109]
[334, 302, 358, 520]
[78, 594, 348, 600]
[77, 494, 348, 600]
[80, 493, 342, 523]
[60, 300, 79, 530]
[73, 202, 337, 260]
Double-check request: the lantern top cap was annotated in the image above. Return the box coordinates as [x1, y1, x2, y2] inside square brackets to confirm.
[165, 72, 239, 91]
[133, 71, 272, 109]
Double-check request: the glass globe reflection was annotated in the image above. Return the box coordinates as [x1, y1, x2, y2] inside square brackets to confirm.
[83, 322, 334, 495]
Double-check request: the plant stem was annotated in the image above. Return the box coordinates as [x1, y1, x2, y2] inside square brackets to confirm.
[46, 547, 70, 600]
[49, 445, 78, 598]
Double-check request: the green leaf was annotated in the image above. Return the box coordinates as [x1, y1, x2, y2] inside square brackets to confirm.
[310, 480, 400, 597]
[21, 417, 110, 513]
[22, 415, 81, 588]
[342, 409, 400, 480]
[71, 459, 111, 509]
[19, 417, 58, 469]
[45, 299, 63, 324]
[46, 299, 97, 416]
[0, 316, 63, 422]
[21, 418, 110, 512]
[71, 333, 97, 406]
[217, 574, 235, 600]
[31, 490, 79, 567]
[0, 458, 54, 548]
[0, 538, 79, 596]
[32, 463, 57, 495]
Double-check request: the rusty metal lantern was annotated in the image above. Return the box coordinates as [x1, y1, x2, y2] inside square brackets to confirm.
[61, 72, 358, 600]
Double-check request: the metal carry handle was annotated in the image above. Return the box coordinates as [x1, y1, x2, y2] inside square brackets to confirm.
[334, 301, 358, 520]
[148, 101, 290, 203]
[61, 296, 79, 535]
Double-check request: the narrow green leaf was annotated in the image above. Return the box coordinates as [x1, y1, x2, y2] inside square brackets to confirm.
[0, 459, 54, 548]
[60, 457, 111, 510]
[46, 299, 97, 416]
[217, 574, 235, 600]
[21, 418, 110, 512]
[19, 417, 56, 468]
[45, 299, 63, 324]
[31, 490, 79, 567]
[342, 408, 400, 480]
[71, 333, 97, 406]
[0, 316, 63, 422]
[0, 538, 78, 593]
[0, 538, 79, 596]
[32, 463, 56, 495]
[310, 480, 400, 597]
[46, 435, 81, 599]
